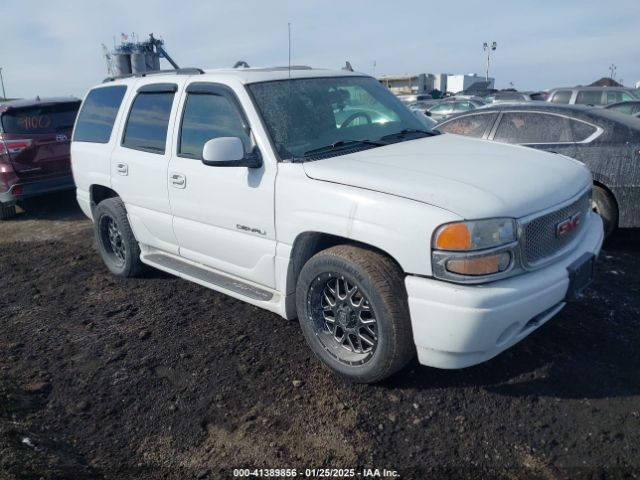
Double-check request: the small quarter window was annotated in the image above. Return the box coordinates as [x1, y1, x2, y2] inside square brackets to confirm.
[73, 86, 126, 143]
[122, 91, 175, 154]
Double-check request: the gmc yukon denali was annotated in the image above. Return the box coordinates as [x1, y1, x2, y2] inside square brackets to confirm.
[71, 67, 604, 383]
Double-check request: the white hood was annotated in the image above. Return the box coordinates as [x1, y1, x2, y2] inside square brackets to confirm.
[302, 134, 592, 219]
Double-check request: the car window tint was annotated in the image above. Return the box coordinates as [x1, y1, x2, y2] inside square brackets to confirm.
[430, 103, 453, 113]
[2, 102, 80, 135]
[74, 86, 127, 143]
[438, 113, 497, 138]
[179, 93, 250, 158]
[122, 91, 174, 154]
[576, 90, 603, 105]
[550, 91, 571, 103]
[570, 120, 597, 142]
[454, 102, 473, 111]
[493, 112, 573, 143]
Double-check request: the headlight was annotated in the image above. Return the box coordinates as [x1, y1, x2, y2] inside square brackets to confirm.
[432, 218, 519, 282]
[433, 218, 516, 251]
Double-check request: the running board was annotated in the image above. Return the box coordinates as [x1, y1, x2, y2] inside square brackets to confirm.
[143, 253, 274, 301]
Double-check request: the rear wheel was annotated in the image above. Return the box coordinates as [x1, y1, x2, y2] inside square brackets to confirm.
[94, 197, 145, 277]
[0, 203, 16, 220]
[296, 245, 415, 383]
[592, 185, 618, 239]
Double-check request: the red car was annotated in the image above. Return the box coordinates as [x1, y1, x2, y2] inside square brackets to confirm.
[0, 97, 80, 219]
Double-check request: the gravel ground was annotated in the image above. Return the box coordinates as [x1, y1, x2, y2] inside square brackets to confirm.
[0, 191, 639, 480]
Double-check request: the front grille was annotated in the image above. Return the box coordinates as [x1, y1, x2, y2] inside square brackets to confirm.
[521, 192, 591, 266]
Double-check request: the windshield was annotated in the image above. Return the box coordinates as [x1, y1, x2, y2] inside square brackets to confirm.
[248, 76, 431, 160]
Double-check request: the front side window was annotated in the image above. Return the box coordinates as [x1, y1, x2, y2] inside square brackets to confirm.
[2, 102, 80, 135]
[493, 112, 573, 144]
[430, 103, 454, 114]
[74, 86, 126, 143]
[550, 91, 571, 104]
[179, 92, 250, 158]
[248, 76, 428, 160]
[122, 91, 174, 154]
[438, 113, 497, 138]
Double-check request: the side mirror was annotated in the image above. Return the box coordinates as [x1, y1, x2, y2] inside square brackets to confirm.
[424, 110, 432, 117]
[202, 137, 262, 168]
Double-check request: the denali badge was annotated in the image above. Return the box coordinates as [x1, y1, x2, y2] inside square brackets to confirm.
[236, 224, 266, 236]
[556, 212, 581, 238]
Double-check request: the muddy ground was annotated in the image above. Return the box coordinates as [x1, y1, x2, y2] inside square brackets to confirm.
[0, 191, 639, 480]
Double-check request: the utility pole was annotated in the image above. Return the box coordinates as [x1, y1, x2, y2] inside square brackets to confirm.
[483, 41, 497, 83]
[0, 68, 6, 100]
[609, 64, 617, 81]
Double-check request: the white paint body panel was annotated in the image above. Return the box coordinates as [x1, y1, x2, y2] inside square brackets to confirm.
[70, 68, 604, 370]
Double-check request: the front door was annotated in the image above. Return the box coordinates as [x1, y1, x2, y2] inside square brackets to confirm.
[167, 82, 276, 288]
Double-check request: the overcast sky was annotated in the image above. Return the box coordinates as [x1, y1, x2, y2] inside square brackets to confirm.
[1, 0, 639, 99]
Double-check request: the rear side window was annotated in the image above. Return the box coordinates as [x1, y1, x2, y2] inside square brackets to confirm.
[74, 86, 127, 143]
[122, 91, 175, 154]
[438, 113, 497, 138]
[493, 112, 574, 143]
[179, 93, 250, 158]
[1, 102, 80, 134]
[570, 120, 597, 142]
[606, 91, 635, 104]
[576, 90, 604, 105]
[550, 91, 571, 104]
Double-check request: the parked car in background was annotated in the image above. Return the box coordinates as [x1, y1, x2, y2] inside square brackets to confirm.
[436, 103, 640, 237]
[396, 93, 432, 105]
[0, 97, 81, 219]
[604, 100, 640, 115]
[424, 98, 485, 121]
[484, 91, 545, 104]
[547, 86, 639, 106]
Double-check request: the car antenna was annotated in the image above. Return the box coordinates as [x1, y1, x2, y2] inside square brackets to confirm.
[288, 22, 292, 81]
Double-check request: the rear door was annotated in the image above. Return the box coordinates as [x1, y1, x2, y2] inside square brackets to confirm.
[0, 102, 80, 179]
[110, 79, 186, 255]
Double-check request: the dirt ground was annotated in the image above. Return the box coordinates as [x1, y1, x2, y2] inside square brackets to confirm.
[0, 191, 639, 480]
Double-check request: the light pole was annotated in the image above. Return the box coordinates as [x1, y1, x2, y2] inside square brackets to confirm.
[483, 41, 497, 83]
[609, 64, 617, 81]
[0, 68, 6, 100]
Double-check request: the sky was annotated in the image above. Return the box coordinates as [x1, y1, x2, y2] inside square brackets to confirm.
[1, 0, 639, 99]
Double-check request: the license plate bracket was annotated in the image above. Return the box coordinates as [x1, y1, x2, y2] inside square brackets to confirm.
[566, 253, 595, 300]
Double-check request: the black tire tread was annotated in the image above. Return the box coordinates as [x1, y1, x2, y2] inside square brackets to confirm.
[0, 203, 17, 220]
[297, 244, 414, 383]
[94, 197, 146, 277]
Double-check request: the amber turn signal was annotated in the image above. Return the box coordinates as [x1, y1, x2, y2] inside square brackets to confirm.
[434, 223, 472, 250]
[446, 252, 511, 276]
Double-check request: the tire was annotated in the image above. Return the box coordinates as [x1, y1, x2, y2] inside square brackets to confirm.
[296, 245, 415, 383]
[592, 185, 618, 239]
[0, 203, 16, 220]
[93, 197, 145, 277]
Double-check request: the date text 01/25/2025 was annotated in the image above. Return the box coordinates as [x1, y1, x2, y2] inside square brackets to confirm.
[232, 468, 400, 478]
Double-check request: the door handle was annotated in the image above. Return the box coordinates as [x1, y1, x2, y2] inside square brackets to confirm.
[116, 163, 128, 175]
[170, 173, 186, 189]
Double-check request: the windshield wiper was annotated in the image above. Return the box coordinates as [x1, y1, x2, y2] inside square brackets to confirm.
[302, 139, 388, 158]
[379, 128, 436, 142]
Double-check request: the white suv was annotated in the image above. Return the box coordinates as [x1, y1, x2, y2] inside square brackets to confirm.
[71, 67, 603, 382]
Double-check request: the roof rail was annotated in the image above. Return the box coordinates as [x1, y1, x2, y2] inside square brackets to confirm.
[103, 68, 204, 83]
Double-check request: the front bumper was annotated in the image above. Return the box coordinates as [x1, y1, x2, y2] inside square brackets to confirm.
[0, 174, 75, 205]
[406, 212, 604, 369]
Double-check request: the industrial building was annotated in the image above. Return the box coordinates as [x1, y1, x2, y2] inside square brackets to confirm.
[378, 72, 494, 95]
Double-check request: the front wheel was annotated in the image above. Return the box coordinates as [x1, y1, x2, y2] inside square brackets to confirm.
[592, 185, 618, 239]
[94, 197, 145, 277]
[296, 245, 415, 383]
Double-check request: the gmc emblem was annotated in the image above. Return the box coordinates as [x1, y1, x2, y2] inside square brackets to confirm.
[556, 212, 581, 238]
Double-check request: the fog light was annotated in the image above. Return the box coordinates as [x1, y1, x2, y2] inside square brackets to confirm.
[446, 252, 511, 276]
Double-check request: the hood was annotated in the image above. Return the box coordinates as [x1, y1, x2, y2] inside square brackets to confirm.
[302, 134, 592, 219]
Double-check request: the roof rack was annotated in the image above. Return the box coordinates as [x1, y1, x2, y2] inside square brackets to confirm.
[103, 68, 204, 83]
